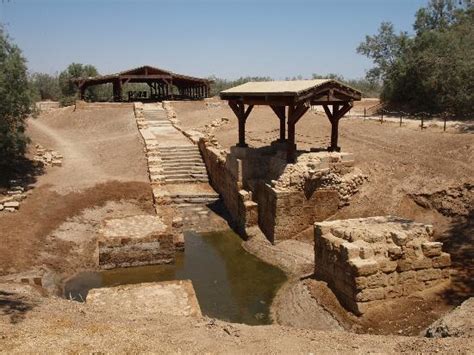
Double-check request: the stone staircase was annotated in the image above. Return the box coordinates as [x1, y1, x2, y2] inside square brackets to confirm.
[160, 146, 209, 184]
[139, 103, 221, 230]
[143, 108, 173, 128]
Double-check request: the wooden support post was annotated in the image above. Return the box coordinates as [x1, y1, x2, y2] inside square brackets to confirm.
[79, 85, 86, 100]
[323, 102, 352, 152]
[270, 105, 286, 142]
[286, 102, 310, 163]
[170, 79, 174, 100]
[229, 101, 254, 148]
[112, 80, 122, 102]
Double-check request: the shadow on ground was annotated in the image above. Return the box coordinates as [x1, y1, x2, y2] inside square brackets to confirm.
[438, 209, 474, 305]
[0, 157, 44, 190]
[0, 290, 37, 324]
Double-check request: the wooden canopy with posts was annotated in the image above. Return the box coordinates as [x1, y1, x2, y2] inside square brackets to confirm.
[72, 65, 212, 102]
[220, 79, 362, 163]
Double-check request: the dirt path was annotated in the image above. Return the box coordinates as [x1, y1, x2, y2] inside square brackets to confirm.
[0, 106, 154, 276]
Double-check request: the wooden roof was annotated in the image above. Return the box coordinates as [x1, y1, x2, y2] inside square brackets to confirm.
[220, 79, 362, 105]
[73, 65, 212, 87]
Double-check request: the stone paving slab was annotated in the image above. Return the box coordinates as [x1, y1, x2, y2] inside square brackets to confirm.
[87, 280, 202, 317]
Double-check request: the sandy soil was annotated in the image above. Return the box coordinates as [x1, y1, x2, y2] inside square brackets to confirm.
[0, 106, 154, 277]
[0, 283, 471, 354]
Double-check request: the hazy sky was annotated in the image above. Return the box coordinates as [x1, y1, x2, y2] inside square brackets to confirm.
[0, 0, 428, 79]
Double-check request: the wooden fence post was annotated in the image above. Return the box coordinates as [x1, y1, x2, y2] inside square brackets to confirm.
[443, 114, 447, 132]
[421, 115, 424, 130]
[381, 110, 384, 124]
[364, 107, 366, 119]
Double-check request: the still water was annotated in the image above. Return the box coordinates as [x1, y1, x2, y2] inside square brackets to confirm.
[64, 230, 286, 325]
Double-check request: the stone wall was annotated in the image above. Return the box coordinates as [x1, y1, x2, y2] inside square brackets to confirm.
[314, 216, 451, 315]
[198, 141, 257, 233]
[259, 184, 339, 243]
[35, 101, 59, 111]
[98, 215, 175, 269]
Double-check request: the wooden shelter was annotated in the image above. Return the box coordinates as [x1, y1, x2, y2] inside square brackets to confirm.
[220, 80, 362, 163]
[72, 65, 212, 102]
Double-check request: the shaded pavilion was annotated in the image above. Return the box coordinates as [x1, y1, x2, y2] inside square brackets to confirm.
[72, 65, 212, 102]
[220, 80, 362, 163]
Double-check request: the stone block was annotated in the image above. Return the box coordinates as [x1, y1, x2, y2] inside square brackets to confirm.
[432, 253, 451, 268]
[366, 272, 388, 288]
[341, 242, 360, 260]
[399, 270, 417, 282]
[385, 285, 403, 299]
[416, 268, 442, 282]
[4, 201, 20, 209]
[98, 215, 174, 269]
[349, 258, 379, 276]
[421, 242, 443, 257]
[390, 231, 408, 246]
[412, 257, 432, 270]
[388, 246, 403, 260]
[356, 287, 385, 302]
[378, 260, 398, 273]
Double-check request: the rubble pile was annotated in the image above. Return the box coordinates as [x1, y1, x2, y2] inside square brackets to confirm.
[0, 181, 27, 213]
[33, 144, 63, 167]
[270, 152, 367, 207]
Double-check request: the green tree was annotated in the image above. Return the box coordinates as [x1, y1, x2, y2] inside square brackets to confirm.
[358, 1, 473, 117]
[0, 26, 32, 169]
[29, 72, 60, 101]
[58, 63, 98, 104]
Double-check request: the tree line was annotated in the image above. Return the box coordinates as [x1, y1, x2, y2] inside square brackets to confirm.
[358, 0, 473, 117]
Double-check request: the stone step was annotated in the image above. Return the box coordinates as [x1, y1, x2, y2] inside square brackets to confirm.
[169, 193, 219, 199]
[163, 167, 207, 173]
[159, 149, 199, 154]
[171, 197, 218, 204]
[159, 146, 198, 150]
[161, 158, 203, 163]
[161, 162, 206, 168]
[162, 173, 209, 179]
[161, 155, 201, 160]
[165, 178, 209, 184]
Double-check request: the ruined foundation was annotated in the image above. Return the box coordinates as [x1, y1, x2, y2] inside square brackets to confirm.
[200, 139, 366, 243]
[314, 216, 451, 315]
[98, 215, 175, 269]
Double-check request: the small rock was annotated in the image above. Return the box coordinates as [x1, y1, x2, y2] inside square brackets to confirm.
[4, 201, 20, 209]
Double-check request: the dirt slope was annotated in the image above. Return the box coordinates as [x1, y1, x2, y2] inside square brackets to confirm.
[0, 106, 154, 276]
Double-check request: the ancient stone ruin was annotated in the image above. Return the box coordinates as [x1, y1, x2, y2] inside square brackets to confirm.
[98, 215, 175, 269]
[314, 216, 451, 314]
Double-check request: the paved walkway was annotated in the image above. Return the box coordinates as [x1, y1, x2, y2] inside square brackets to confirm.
[137, 103, 221, 229]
